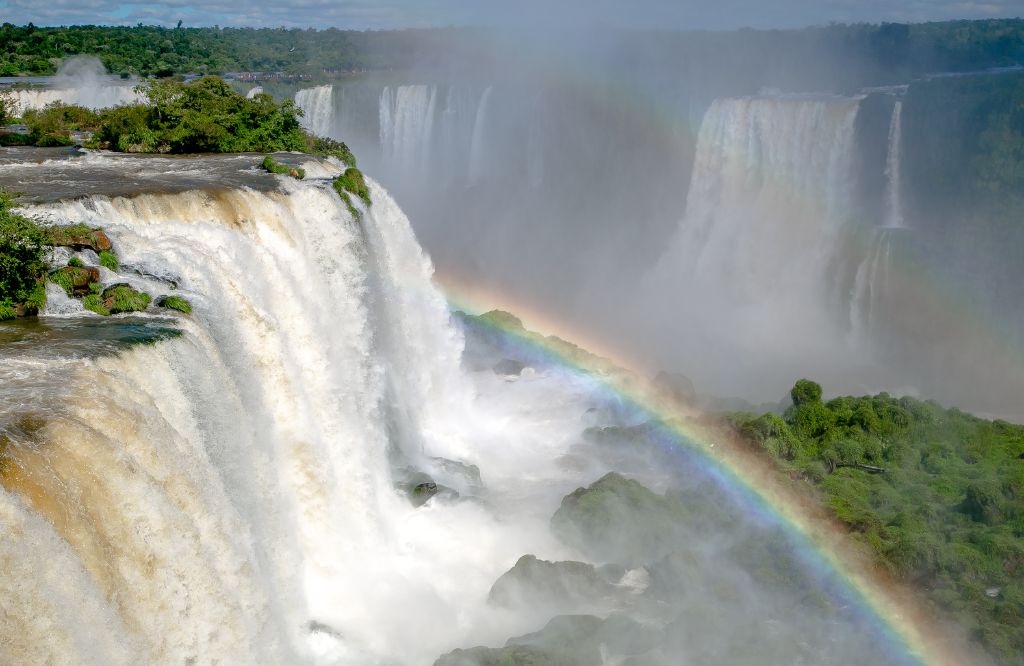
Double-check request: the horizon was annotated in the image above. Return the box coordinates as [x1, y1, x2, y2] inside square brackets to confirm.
[1, 0, 1023, 32]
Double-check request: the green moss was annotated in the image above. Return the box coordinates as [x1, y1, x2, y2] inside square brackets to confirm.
[156, 295, 192, 314]
[261, 155, 290, 175]
[88, 282, 100, 295]
[98, 250, 118, 271]
[100, 284, 150, 314]
[49, 269, 75, 296]
[81, 294, 110, 316]
[67, 256, 84, 268]
[332, 167, 371, 218]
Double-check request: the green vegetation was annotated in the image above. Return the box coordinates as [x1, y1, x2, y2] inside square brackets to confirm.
[98, 250, 118, 271]
[0, 191, 47, 319]
[48, 268, 75, 296]
[66, 256, 83, 268]
[156, 295, 192, 314]
[261, 155, 304, 180]
[332, 167, 371, 218]
[90, 77, 306, 154]
[101, 284, 150, 314]
[724, 380, 1024, 663]
[81, 293, 109, 316]
[304, 136, 356, 168]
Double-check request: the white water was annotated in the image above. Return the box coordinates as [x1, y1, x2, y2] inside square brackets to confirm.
[0, 170, 601, 664]
[379, 85, 439, 175]
[295, 85, 335, 136]
[7, 84, 143, 116]
[652, 96, 862, 351]
[883, 101, 906, 230]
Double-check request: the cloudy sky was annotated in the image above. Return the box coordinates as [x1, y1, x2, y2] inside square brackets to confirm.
[0, 0, 1019, 30]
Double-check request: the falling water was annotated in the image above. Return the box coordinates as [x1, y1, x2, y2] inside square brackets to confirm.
[295, 85, 336, 137]
[883, 101, 906, 229]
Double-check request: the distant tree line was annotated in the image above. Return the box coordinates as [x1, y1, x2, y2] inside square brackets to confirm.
[3, 20, 1024, 81]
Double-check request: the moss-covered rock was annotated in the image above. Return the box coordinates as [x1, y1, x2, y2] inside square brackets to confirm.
[551, 472, 692, 566]
[261, 155, 304, 180]
[155, 294, 192, 314]
[100, 284, 150, 314]
[49, 265, 100, 297]
[332, 167, 371, 218]
[98, 249, 118, 271]
[44, 224, 112, 252]
[488, 555, 619, 610]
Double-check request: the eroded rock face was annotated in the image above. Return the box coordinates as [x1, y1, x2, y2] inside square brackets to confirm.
[488, 555, 620, 611]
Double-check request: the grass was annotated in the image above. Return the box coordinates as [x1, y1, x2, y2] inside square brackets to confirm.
[81, 294, 110, 316]
[102, 285, 150, 313]
[67, 256, 84, 268]
[0, 301, 16, 320]
[157, 294, 191, 314]
[98, 250, 118, 271]
[48, 269, 74, 296]
[261, 155, 304, 180]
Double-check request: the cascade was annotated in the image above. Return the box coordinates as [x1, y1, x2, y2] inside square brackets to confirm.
[0, 169, 491, 664]
[295, 85, 335, 137]
[7, 84, 143, 116]
[654, 95, 862, 337]
[883, 100, 906, 229]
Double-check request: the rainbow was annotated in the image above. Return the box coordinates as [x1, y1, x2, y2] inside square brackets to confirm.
[439, 274, 978, 666]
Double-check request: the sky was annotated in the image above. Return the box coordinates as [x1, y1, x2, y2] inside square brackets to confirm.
[0, 0, 1021, 31]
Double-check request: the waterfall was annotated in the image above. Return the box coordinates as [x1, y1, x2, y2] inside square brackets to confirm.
[294, 85, 335, 137]
[246, 86, 265, 99]
[0, 174, 489, 664]
[849, 228, 896, 342]
[7, 84, 144, 116]
[883, 100, 905, 229]
[656, 96, 862, 326]
[467, 86, 493, 185]
[379, 85, 439, 174]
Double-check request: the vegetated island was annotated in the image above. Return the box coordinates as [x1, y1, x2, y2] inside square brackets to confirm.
[0, 75, 371, 320]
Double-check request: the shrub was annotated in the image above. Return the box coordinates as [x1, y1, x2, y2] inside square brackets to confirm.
[0, 191, 47, 308]
[98, 250, 118, 271]
[304, 135, 357, 167]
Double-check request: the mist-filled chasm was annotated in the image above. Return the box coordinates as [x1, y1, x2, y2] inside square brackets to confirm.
[0, 148, 950, 665]
[5, 22, 1024, 666]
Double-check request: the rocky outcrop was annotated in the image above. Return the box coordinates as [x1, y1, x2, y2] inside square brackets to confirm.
[50, 265, 100, 297]
[99, 284, 151, 314]
[45, 226, 112, 252]
[488, 555, 620, 610]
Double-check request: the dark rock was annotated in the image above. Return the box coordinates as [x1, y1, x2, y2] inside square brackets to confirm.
[493, 359, 527, 376]
[411, 481, 439, 506]
[488, 555, 620, 610]
[551, 473, 692, 566]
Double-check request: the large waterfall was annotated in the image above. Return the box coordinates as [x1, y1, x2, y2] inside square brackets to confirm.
[0, 165, 549, 664]
[7, 83, 143, 116]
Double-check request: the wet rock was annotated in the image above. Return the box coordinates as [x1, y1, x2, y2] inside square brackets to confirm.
[46, 226, 112, 252]
[488, 555, 620, 610]
[429, 456, 484, 493]
[493, 359, 527, 376]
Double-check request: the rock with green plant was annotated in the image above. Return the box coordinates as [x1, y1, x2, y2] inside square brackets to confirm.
[49, 265, 100, 297]
[332, 167, 371, 219]
[99, 284, 151, 314]
[155, 294, 192, 314]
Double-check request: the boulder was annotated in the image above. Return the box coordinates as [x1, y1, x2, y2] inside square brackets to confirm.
[46, 226, 112, 252]
[100, 284, 151, 314]
[51, 265, 100, 297]
[488, 555, 620, 610]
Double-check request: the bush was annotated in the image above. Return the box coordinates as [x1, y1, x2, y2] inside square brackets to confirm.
[304, 135, 357, 167]
[21, 103, 100, 147]
[0, 191, 47, 312]
[791, 378, 823, 406]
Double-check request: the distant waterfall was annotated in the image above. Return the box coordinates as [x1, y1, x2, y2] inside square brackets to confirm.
[883, 101, 905, 229]
[7, 84, 143, 116]
[656, 96, 862, 323]
[294, 84, 335, 137]
[379, 85, 439, 174]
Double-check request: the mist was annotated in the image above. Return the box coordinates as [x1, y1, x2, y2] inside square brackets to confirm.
[290, 25, 1024, 418]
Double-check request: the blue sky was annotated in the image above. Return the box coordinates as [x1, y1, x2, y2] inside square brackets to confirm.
[0, 0, 1020, 30]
